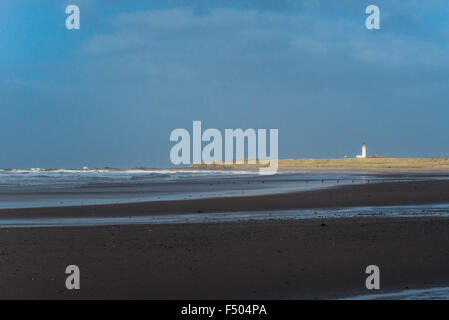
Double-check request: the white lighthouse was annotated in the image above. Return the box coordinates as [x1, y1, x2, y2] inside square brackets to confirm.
[356, 143, 367, 158]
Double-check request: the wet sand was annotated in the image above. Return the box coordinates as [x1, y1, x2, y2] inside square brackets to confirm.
[1, 180, 449, 219]
[1, 179, 449, 299]
[0, 217, 449, 299]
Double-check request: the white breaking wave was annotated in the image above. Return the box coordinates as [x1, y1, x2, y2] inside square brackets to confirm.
[0, 168, 260, 186]
[0, 168, 258, 174]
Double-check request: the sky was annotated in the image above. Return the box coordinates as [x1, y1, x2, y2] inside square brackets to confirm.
[1, 0, 449, 168]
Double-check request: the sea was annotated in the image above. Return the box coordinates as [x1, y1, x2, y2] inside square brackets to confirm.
[0, 168, 443, 209]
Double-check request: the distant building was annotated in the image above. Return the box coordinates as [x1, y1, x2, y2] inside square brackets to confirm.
[356, 143, 367, 158]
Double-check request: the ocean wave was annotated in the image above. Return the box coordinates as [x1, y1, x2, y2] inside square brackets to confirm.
[0, 168, 258, 175]
[0, 168, 261, 188]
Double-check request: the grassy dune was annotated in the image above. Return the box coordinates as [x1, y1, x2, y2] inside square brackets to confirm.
[190, 158, 449, 170]
[277, 158, 449, 169]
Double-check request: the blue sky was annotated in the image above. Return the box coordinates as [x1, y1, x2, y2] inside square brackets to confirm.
[1, 0, 449, 168]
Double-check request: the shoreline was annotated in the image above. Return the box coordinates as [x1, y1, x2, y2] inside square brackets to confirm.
[2, 179, 449, 219]
[1, 203, 449, 228]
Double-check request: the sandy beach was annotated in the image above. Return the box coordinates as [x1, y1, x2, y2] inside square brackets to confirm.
[1, 217, 449, 299]
[0, 178, 449, 299]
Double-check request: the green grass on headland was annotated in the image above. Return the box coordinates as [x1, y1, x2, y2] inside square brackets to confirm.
[190, 158, 449, 170]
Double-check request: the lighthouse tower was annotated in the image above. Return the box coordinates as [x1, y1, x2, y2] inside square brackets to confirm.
[362, 143, 367, 158]
[356, 143, 367, 158]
